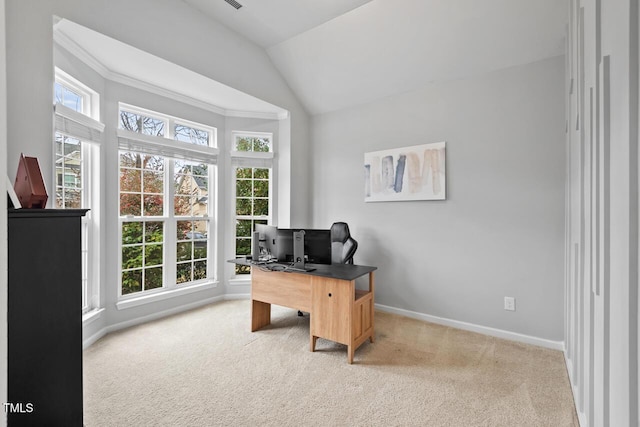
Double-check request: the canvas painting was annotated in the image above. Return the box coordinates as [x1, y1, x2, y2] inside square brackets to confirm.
[364, 142, 446, 202]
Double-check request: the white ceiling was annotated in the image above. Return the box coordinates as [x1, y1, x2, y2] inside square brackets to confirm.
[185, 0, 568, 115]
[180, 0, 374, 48]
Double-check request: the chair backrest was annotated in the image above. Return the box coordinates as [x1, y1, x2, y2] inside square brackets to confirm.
[330, 222, 358, 264]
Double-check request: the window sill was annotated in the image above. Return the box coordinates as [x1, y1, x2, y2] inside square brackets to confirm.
[82, 308, 105, 326]
[116, 280, 218, 311]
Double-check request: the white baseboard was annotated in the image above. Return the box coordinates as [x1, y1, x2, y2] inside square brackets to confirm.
[83, 294, 565, 354]
[375, 303, 565, 351]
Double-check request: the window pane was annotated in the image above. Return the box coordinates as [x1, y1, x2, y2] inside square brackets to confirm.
[145, 267, 163, 290]
[143, 155, 164, 171]
[119, 110, 165, 137]
[194, 243, 207, 260]
[254, 199, 269, 217]
[176, 263, 191, 284]
[122, 270, 142, 295]
[143, 171, 164, 193]
[120, 111, 141, 133]
[235, 136, 271, 152]
[235, 137, 253, 152]
[236, 168, 251, 179]
[145, 222, 164, 242]
[236, 198, 251, 216]
[122, 246, 143, 269]
[177, 242, 192, 262]
[174, 196, 191, 216]
[120, 169, 141, 192]
[120, 194, 141, 216]
[254, 168, 269, 179]
[177, 220, 191, 240]
[236, 180, 252, 197]
[122, 222, 143, 244]
[57, 86, 83, 112]
[254, 180, 269, 198]
[143, 195, 163, 216]
[120, 152, 141, 168]
[175, 124, 209, 146]
[236, 220, 252, 237]
[145, 244, 163, 266]
[253, 138, 270, 152]
[236, 238, 250, 256]
[194, 261, 207, 280]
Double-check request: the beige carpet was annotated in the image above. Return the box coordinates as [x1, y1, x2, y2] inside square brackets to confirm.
[83, 300, 579, 426]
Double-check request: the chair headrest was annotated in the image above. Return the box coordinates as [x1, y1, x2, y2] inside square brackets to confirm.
[331, 222, 351, 244]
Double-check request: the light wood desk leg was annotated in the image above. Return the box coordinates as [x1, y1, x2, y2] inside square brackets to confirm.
[311, 335, 318, 352]
[251, 300, 271, 332]
[347, 345, 354, 364]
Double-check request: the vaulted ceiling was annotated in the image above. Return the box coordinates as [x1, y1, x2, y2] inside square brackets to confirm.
[182, 0, 568, 115]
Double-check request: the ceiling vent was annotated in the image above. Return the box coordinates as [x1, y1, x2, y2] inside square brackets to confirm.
[224, 0, 243, 9]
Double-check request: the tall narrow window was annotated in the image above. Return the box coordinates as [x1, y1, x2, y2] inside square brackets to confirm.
[118, 104, 217, 298]
[53, 69, 102, 313]
[232, 132, 273, 275]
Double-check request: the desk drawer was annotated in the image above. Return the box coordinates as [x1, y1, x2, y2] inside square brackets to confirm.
[251, 268, 311, 312]
[310, 277, 352, 345]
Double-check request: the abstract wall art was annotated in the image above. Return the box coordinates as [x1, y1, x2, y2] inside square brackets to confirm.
[364, 142, 446, 202]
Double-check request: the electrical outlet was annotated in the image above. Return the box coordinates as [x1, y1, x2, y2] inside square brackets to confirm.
[504, 296, 516, 311]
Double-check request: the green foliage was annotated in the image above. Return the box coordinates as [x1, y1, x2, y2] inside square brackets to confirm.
[121, 221, 164, 294]
[235, 137, 270, 152]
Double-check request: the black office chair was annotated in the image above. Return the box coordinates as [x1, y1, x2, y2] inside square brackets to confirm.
[330, 222, 358, 264]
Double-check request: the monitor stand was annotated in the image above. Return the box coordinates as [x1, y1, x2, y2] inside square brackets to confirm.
[293, 230, 305, 270]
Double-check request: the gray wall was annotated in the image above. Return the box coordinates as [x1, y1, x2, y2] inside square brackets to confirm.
[310, 56, 566, 343]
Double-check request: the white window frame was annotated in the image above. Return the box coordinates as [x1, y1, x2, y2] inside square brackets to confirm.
[116, 104, 219, 306]
[230, 131, 274, 277]
[54, 68, 102, 315]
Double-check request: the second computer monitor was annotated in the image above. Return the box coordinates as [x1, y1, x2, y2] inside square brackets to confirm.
[276, 228, 332, 264]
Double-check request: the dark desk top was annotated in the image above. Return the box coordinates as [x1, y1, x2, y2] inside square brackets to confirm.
[229, 258, 377, 281]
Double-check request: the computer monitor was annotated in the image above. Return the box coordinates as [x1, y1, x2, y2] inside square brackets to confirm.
[275, 228, 332, 264]
[255, 224, 277, 260]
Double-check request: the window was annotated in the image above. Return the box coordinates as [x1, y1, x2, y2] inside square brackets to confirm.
[118, 105, 217, 298]
[53, 69, 102, 314]
[234, 134, 271, 153]
[232, 132, 273, 275]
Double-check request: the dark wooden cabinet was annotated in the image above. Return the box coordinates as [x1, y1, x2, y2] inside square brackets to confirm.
[8, 209, 87, 426]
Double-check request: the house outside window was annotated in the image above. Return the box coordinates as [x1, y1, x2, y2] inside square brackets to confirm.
[118, 104, 217, 297]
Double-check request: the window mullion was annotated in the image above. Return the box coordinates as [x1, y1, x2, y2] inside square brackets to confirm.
[165, 159, 176, 290]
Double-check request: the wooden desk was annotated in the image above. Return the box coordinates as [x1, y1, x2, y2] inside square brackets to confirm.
[233, 261, 376, 364]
